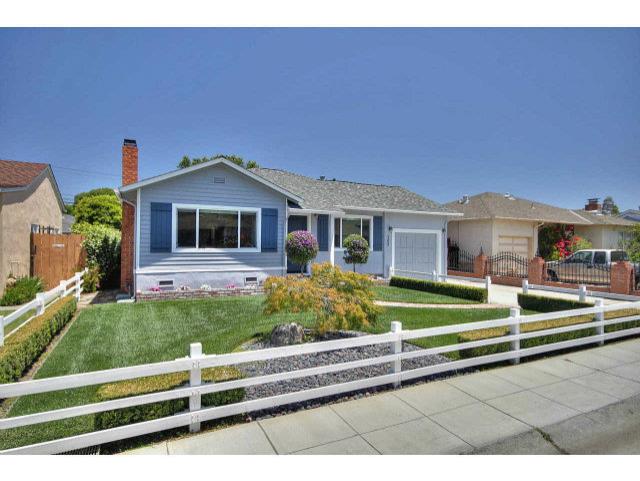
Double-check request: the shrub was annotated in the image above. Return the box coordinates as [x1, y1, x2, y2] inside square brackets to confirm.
[0, 295, 77, 384]
[94, 367, 244, 431]
[343, 234, 370, 272]
[0, 277, 44, 306]
[72, 222, 121, 288]
[457, 306, 640, 359]
[389, 276, 487, 303]
[285, 231, 319, 273]
[82, 264, 101, 293]
[73, 194, 122, 229]
[517, 293, 592, 313]
[264, 263, 381, 333]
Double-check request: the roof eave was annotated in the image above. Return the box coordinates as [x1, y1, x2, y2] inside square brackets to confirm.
[336, 205, 462, 216]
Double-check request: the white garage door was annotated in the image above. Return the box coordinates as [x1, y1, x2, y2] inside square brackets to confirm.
[498, 236, 530, 257]
[393, 231, 439, 279]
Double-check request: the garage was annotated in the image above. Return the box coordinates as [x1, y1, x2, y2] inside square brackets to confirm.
[391, 229, 441, 279]
[498, 235, 530, 258]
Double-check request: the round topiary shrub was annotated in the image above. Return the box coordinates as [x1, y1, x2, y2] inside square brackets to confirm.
[343, 234, 370, 272]
[285, 230, 319, 273]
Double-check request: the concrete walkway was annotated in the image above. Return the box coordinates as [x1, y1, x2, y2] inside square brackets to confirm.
[126, 338, 640, 455]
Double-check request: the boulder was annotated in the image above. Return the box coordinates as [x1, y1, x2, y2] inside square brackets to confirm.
[270, 323, 305, 346]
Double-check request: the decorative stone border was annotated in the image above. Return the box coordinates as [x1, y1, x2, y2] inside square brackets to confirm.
[136, 286, 264, 302]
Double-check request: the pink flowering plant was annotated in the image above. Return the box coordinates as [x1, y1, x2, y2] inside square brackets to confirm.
[285, 230, 319, 273]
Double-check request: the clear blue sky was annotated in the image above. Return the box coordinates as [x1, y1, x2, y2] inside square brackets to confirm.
[1, 28, 639, 209]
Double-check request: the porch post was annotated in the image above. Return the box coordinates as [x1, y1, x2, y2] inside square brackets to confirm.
[329, 214, 335, 266]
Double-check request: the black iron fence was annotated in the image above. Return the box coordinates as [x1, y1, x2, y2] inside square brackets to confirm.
[487, 252, 529, 278]
[447, 247, 475, 273]
[544, 259, 611, 286]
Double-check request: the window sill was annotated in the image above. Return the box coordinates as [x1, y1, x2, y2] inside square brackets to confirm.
[173, 247, 261, 253]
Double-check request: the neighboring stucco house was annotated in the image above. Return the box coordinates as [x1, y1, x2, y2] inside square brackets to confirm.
[620, 208, 640, 223]
[116, 139, 460, 294]
[0, 160, 65, 295]
[446, 192, 635, 258]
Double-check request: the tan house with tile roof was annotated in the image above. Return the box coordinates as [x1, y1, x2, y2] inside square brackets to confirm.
[0, 160, 65, 295]
[445, 192, 634, 258]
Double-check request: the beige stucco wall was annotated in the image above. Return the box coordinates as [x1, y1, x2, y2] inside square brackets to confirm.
[448, 218, 539, 257]
[0, 174, 63, 295]
[574, 225, 632, 250]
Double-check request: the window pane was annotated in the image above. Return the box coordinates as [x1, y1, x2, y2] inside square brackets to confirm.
[199, 211, 238, 248]
[361, 218, 370, 243]
[334, 218, 341, 248]
[341, 218, 361, 246]
[611, 251, 628, 262]
[177, 210, 196, 248]
[593, 252, 606, 264]
[240, 212, 257, 248]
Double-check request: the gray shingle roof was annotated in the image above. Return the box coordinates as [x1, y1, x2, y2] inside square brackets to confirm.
[445, 192, 590, 224]
[252, 168, 455, 214]
[570, 209, 636, 226]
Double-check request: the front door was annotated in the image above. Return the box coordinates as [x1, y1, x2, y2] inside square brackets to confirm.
[287, 215, 309, 273]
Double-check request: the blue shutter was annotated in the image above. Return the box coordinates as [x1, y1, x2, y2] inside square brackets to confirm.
[261, 208, 278, 252]
[317, 214, 329, 251]
[373, 216, 383, 251]
[150, 203, 172, 252]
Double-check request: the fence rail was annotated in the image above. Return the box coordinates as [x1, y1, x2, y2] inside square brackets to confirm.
[1, 300, 639, 454]
[487, 252, 529, 278]
[0, 269, 86, 346]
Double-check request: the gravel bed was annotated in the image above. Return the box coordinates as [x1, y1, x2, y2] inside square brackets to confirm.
[237, 331, 454, 421]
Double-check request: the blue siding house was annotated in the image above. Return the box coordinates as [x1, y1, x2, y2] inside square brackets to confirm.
[116, 140, 461, 294]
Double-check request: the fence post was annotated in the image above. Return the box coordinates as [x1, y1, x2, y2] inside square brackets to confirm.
[390, 321, 402, 388]
[35, 293, 46, 316]
[389, 266, 394, 278]
[485, 276, 491, 303]
[595, 299, 605, 346]
[74, 273, 82, 300]
[522, 279, 529, 295]
[578, 285, 587, 303]
[0, 316, 4, 347]
[432, 270, 438, 282]
[189, 342, 203, 433]
[59, 280, 66, 298]
[509, 307, 521, 364]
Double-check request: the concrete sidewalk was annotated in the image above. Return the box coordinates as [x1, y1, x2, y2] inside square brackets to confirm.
[126, 338, 640, 455]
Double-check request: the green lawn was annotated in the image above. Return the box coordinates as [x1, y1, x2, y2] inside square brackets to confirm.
[373, 285, 476, 304]
[0, 296, 514, 450]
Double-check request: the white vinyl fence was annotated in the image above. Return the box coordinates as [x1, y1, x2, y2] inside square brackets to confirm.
[0, 270, 86, 346]
[1, 300, 639, 454]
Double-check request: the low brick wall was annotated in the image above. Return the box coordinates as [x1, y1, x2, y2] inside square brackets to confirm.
[137, 286, 264, 302]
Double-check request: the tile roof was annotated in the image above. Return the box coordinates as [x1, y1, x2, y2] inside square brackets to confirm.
[0, 159, 49, 188]
[251, 167, 455, 214]
[444, 192, 590, 225]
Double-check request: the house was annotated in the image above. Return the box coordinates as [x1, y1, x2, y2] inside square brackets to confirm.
[445, 192, 635, 258]
[619, 208, 640, 223]
[0, 159, 65, 295]
[571, 199, 636, 249]
[116, 139, 460, 294]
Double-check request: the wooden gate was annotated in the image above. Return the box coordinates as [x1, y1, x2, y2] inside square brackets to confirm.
[31, 233, 86, 289]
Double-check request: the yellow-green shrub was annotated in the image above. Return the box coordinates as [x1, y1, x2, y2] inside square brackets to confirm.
[263, 263, 381, 333]
[457, 308, 640, 359]
[0, 295, 77, 384]
[94, 367, 244, 431]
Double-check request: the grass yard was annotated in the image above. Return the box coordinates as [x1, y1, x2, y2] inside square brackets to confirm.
[373, 285, 477, 304]
[0, 295, 514, 450]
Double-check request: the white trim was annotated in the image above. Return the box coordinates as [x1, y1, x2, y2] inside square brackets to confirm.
[136, 266, 286, 275]
[287, 207, 344, 216]
[172, 203, 261, 253]
[336, 205, 463, 217]
[118, 158, 303, 203]
[390, 228, 443, 276]
[333, 215, 374, 251]
[329, 214, 335, 265]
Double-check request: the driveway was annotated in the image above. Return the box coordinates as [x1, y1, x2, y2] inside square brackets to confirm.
[126, 337, 640, 455]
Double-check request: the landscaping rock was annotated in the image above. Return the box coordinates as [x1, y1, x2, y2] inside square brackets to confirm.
[270, 323, 305, 346]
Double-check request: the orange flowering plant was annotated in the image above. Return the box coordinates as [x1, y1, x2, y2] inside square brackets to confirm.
[263, 263, 381, 333]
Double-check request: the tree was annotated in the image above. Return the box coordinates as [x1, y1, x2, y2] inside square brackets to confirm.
[72, 222, 121, 288]
[73, 194, 122, 229]
[343, 234, 370, 272]
[628, 223, 640, 262]
[603, 196, 620, 215]
[285, 230, 319, 274]
[177, 154, 259, 169]
[73, 187, 117, 206]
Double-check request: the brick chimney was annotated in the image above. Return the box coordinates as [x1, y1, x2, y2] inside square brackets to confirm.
[585, 198, 601, 212]
[120, 139, 138, 294]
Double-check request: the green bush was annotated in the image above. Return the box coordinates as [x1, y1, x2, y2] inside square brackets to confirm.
[389, 276, 487, 302]
[0, 295, 77, 384]
[0, 277, 44, 306]
[517, 293, 592, 312]
[73, 194, 122, 229]
[72, 222, 121, 288]
[82, 264, 101, 293]
[343, 234, 370, 272]
[94, 367, 245, 431]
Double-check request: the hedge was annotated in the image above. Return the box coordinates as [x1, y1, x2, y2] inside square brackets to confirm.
[517, 293, 593, 313]
[457, 308, 640, 359]
[94, 367, 245, 431]
[389, 276, 487, 303]
[0, 295, 77, 384]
